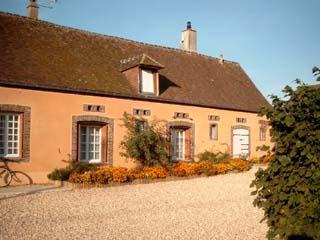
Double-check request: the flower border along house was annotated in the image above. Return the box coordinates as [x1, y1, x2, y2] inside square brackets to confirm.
[0, 4, 271, 183]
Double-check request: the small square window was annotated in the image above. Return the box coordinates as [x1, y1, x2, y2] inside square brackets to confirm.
[210, 124, 218, 140]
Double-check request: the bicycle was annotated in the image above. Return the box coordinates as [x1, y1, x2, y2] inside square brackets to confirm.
[0, 158, 33, 187]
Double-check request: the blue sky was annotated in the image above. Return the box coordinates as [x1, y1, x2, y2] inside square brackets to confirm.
[1, 0, 319, 100]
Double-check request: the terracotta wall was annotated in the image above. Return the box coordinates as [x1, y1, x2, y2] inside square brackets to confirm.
[0, 86, 272, 182]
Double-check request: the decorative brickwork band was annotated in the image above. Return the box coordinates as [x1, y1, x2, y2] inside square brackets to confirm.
[72, 115, 114, 165]
[0, 104, 31, 161]
[167, 121, 195, 161]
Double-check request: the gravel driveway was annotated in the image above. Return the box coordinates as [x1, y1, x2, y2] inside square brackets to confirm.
[0, 166, 267, 240]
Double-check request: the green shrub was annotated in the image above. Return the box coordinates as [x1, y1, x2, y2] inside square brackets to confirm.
[47, 168, 71, 181]
[47, 162, 97, 181]
[197, 150, 231, 163]
[251, 67, 320, 240]
[120, 112, 169, 167]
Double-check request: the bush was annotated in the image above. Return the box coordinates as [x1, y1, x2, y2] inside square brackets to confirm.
[198, 150, 231, 163]
[47, 162, 97, 181]
[47, 168, 71, 181]
[120, 113, 169, 167]
[251, 67, 320, 240]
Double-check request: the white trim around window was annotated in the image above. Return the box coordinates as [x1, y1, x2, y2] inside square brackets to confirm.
[141, 69, 155, 94]
[79, 125, 102, 163]
[172, 128, 185, 161]
[0, 113, 20, 158]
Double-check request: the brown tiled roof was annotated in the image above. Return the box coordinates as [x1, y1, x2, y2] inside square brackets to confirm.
[0, 12, 270, 113]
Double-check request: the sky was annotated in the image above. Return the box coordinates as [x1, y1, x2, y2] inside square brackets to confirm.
[0, 0, 319, 100]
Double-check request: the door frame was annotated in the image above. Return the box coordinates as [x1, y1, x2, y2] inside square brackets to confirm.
[231, 125, 250, 159]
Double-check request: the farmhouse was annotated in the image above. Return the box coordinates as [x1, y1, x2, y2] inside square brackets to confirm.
[0, 3, 271, 183]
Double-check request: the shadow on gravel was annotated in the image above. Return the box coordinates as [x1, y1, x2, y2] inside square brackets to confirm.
[0, 186, 71, 201]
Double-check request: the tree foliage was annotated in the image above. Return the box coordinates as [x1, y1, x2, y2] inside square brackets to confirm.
[251, 67, 320, 239]
[120, 112, 169, 167]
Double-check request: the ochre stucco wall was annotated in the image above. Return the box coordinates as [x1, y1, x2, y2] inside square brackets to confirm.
[0, 86, 272, 183]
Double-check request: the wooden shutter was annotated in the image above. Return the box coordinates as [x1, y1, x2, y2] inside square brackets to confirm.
[168, 127, 173, 159]
[101, 125, 108, 163]
[77, 123, 81, 161]
[185, 128, 191, 160]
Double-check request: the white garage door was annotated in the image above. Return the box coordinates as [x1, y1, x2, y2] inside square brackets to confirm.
[232, 128, 249, 159]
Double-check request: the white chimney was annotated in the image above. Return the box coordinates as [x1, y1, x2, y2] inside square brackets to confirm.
[180, 21, 197, 52]
[219, 54, 224, 64]
[27, 0, 39, 20]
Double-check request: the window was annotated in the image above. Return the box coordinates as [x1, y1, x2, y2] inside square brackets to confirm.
[133, 108, 151, 116]
[236, 117, 247, 123]
[172, 128, 186, 161]
[83, 104, 105, 113]
[141, 69, 154, 93]
[174, 112, 190, 119]
[209, 124, 218, 140]
[72, 115, 113, 164]
[79, 125, 102, 163]
[259, 127, 266, 141]
[0, 114, 20, 158]
[208, 115, 220, 121]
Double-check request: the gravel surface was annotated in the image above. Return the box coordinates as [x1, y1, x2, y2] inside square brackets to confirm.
[0, 166, 267, 240]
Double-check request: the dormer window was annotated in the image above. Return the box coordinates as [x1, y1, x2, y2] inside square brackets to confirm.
[120, 53, 164, 96]
[140, 69, 155, 94]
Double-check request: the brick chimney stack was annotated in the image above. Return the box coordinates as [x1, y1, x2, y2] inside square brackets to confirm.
[27, 0, 39, 20]
[180, 21, 197, 52]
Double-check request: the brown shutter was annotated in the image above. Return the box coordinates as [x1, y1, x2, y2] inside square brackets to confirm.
[77, 123, 81, 161]
[168, 127, 173, 159]
[185, 128, 191, 160]
[101, 125, 108, 163]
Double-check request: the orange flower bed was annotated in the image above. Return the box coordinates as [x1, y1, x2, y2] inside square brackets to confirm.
[132, 166, 169, 179]
[226, 159, 251, 171]
[69, 167, 133, 184]
[68, 159, 252, 185]
[171, 162, 202, 177]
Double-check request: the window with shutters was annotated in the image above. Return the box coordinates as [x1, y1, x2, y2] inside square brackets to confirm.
[172, 128, 185, 160]
[79, 125, 102, 163]
[170, 127, 191, 161]
[77, 122, 108, 164]
[72, 116, 114, 165]
[140, 69, 155, 94]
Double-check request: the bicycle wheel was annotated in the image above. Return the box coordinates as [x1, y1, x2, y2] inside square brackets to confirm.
[11, 171, 33, 186]
[0, 167, 12, 187]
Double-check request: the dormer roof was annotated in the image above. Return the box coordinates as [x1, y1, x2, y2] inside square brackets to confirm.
[120, 53, 164, 72]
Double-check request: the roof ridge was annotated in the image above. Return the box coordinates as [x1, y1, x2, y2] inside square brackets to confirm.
[140, 53, 146, 64]
[0, 11, 239, 65]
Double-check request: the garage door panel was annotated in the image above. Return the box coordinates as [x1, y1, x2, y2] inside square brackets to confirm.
[232, 128, 249, 159]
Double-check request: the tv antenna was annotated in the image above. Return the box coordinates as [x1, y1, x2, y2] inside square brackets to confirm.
[38, 0, 58, 9]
